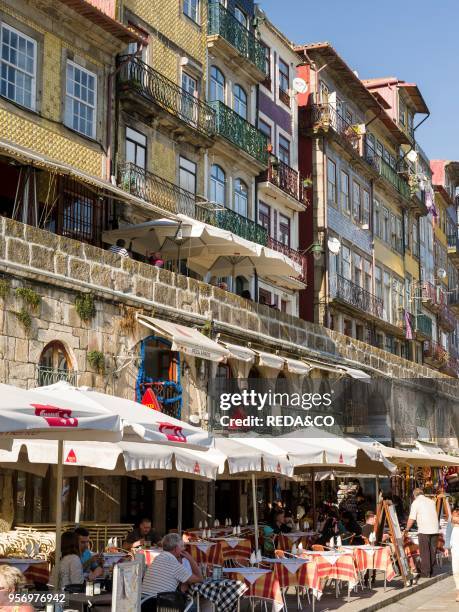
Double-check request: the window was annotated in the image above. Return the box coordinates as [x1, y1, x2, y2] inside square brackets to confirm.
[327, 158, 337, 206]
[362, 190, 370, 227]
[382, 206, 389, 242]
[412, 221, 419, 257]
[258, 118, 272, 144]
[278, 134, 290, 165]
[341, 246, 351, 280]
[364, 259, 372, 294]
[395, 216, 403, 254]
[404, 211, 410, 251]
[234, 178, 248, 217]
[125, 127, 146, 169]
[278, 58, 290, 106]
[233, 84, 247, 119]
[319, 81, 329, 104]
[182, 72, 197, 97]
[38, 341, 74, 386]
[374, 200, 380, 237]
[353, 252, 362, 287]
[210, 66, 225, 102]
[183, 0, 199, 23]
[279, 214, 290, 246]
[181, 72, 198, 123]
[345, 109, 353, 125]
[383, 271, 391, 322]
[0, 24, 37, 110]
[399, 99, 406, 126]
[261, 42, 271, 88]
[210, 164, 225, 204]
[179, 156, 196, 194]
[340, 171, 350, 214]
[258, 201, 270, 233]
[375, 266, 382, 299]
[65, 61, 97, 138]
[352, 181, 361, 222]
[234, 6, 247, 27]
[61, 176, 101, 244]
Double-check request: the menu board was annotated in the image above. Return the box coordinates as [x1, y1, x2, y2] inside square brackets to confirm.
[112, 560, 142, 612]
[436, 494, 452, 521]
[376, 501, 412, 586]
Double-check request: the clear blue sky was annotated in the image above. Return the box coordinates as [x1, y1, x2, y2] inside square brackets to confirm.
[258, 0, 457, 161]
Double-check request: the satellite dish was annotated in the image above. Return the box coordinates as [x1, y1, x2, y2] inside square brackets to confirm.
[407, 149, 418, 163]
[327, 237, 341, 255]
[437, 268, 447, 279]
[292, 78, 308, 94]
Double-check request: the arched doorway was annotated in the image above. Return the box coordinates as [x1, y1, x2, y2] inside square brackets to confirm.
[38, 341, 75, 386]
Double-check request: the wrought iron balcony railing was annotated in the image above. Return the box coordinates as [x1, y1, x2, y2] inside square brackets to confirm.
[258, 158, 308, 205]
[438, 304, 457, 332]
[415, 313, 433, 338]
[119, 162, 204, 219]
[267, 237, 307, 282]
[448, 233, 458, 249]
[209, 100, 268, 165]
[423, 340, 449, 364]
[364, 140, 410, 199]
[305, 104, 360, 151]
[331, 274, 384, 319]
[118, 56, 216, 138]
[208, 1, 265, 74]
[420, 281, 446, 308]
[37, 366, 77, 387]
[441, 357, 459, 378]
[449, 290, 459, 307]
[200, 206, 268, 246]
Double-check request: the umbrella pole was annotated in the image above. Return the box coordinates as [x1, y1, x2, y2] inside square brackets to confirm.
[311, 468, 316, 530]
[251, 474, 259, 553]
[75, 467, 84, 524]
[375, 475, 380, 512]
[177, 478, 183, 535]
[53, 440, 64, 591]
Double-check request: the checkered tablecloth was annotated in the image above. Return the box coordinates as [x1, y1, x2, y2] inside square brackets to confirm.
[345, 546, 395, 581]
[301, 552, 358, 588]
[224, 568, 283, 611]
[191, 579, 248, 612]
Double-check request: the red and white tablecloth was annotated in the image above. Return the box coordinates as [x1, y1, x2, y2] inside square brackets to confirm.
[301, 551, 358, 588]
[137, 548, 161, 565]
[265, 557, 322, 599]
[185, 541, 219, 564]
[223, 567, 283, 611]
[343, 546, 395, 581]
[276, 532, 318, 552]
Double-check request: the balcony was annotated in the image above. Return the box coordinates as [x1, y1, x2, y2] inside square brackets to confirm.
[118, 56, 216, 144]
[449, 290, 459, 315]
[423, 340, 449, 367]
[257, 158, 309, 210]
[303, 104, 361, 152]
[37, 366, 77, 387]
[364, 142, 410, 201]
[267, 237, 307, 282]
[330, 274, 384, 320]
[420, 281, 446, 312]
[207, 2, 266, 81]
[415, 313, 433, 339]
[438, 304, 457, 333]
[209, 101, 268, 167]
[201, 206, 268, 246]
[118, 162, 207, 220]
[440, 357, 459, 378]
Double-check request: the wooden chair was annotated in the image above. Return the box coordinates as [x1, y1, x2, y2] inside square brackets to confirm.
[311, 544, 325, 551]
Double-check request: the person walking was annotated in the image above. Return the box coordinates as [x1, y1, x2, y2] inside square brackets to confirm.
[445, 505, 459, 602]
[404, 488, 439, 578]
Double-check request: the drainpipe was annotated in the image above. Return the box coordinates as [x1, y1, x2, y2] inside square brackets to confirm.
[322, 135, 328, 328]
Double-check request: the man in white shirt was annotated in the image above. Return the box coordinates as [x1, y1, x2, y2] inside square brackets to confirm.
[404, 488, 439, 578]
[142, 533, 202, 598]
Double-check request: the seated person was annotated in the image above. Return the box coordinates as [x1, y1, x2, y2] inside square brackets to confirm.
[318, 508, 345, 545]
[74, 527, 103, 572]
[59, 531, 103, 590]
[361, 511, 377, 541]
[142, 533, 202, 597]
[108, 239, 130, 258]
[125, 518, 161, 549]
[340, 511, 363, 545]
[148, 251, 165, 268]
[0, 565, 34, 612]
[283, 510, 295, 530]
[271, 510, 292, 535]
[262, 525, 276, 557]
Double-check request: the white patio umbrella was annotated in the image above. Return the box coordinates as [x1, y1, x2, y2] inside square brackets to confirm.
[0, 383, 123, 588]
[102, 219, 180, 256]
[36, 381, 212, 449]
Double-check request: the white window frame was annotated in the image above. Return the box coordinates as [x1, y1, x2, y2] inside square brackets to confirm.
[234, 6, 248, 28]
[0, 23, 37, 111]
[125, 127, 147, 169]
[179, 156, 197, 194]
[183, 0, 200, 24]
[65, 60, 97, 139]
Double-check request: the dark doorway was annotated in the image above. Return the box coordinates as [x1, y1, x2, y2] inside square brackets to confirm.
[215, 480, 240, 523]
[121, 476, 154, 523]
[165, 479, 194, 531]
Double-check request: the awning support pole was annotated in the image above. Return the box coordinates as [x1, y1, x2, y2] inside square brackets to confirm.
[251, 474, 259, 553]
[75, 467, 84, 524]
[311, 468, 316, 530]
[53, 440, 64, 591]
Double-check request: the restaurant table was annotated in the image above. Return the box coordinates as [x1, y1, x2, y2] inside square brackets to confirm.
[342, 545, 395, 588]
[263, 556, 321, 605]
[67, 592, 112, 612]
[223, 567, 283, 612]
[136, 548, 161, 565]
[208, 538, 252, 565]
[301, 550, 358, 602]
[186, 541, 219, 564]
[0, 558, 49, 584]
[191, 578, 248, 612]
[276, 532, 319, 552]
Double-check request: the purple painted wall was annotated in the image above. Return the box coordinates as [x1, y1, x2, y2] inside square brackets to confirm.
[258, 91, 292, 135]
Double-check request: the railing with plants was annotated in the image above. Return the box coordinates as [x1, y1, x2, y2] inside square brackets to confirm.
[364, 140, 410, 199]
[208, 1, 265, 74]
[438, 304, 457, 332]
[258, 158, 309, 205]
[421, 280, 446, 308]
[305, 103, 360, 151]
[423, 340, 449, 364]
[37, 366, 77, 387]
[209, 100, 268, 165]
[118, 56, 216, 138]
[331, 274, 384, 319]
[200, 206, 268, 246]
[267, 237, 307, 282]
